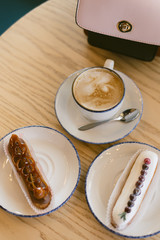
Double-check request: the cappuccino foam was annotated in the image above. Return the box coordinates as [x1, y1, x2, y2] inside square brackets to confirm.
[73, 68, 124, 111]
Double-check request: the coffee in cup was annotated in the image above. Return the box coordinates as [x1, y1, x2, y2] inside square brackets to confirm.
[73, 68, 124, 111]
[72, 60, 125, 121]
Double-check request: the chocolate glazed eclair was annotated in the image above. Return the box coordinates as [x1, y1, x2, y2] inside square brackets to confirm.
[8, 134, 52, 210]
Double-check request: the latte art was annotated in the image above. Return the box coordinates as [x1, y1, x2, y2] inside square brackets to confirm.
[73, 68, 124, 111]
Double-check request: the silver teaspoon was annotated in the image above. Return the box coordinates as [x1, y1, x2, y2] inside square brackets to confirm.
[78, 108, 140, 131]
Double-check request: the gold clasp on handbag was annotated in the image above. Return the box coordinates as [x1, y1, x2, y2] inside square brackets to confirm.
[117, 21, 132, 33]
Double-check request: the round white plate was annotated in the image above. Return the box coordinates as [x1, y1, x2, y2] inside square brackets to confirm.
[85, 142, 160, 238]
[55, 69, 143, 144]
[0, 126, 80, 217]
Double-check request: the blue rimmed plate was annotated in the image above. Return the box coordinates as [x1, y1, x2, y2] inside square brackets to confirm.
[0, 126, 80, 217]
[55, 70, 143, 144]
[85, 142, 160, 238]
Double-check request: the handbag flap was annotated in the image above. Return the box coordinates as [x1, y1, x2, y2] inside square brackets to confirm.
[76, 0, 160, 46]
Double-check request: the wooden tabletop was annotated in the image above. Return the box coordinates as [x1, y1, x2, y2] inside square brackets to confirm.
[0, 0, 159, 239]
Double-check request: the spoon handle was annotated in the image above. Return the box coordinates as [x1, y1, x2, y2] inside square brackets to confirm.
[78, 119, 111, 131]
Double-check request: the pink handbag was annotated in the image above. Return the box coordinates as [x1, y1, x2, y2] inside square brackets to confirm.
[76, 0, 160, 61]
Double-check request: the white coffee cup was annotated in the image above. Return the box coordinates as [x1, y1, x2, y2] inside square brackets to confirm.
[72, 59, 125, 121]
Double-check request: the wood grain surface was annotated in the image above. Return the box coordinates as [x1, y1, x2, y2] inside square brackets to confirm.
[0, 0, 159, 239]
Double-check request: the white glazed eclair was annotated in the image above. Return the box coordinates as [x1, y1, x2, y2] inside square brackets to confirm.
[108, 150, 158, 230]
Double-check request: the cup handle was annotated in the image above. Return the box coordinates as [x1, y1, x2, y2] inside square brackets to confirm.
[103, 59, 114, 70]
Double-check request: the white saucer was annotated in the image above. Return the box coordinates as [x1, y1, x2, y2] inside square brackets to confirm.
[55, 69, 143, 144]
[85, 142, 160, 238]
[0, 126, 80, 217]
